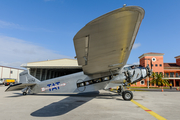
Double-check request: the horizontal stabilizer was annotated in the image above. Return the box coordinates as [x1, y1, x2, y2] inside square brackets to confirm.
[5, 83, 36, 92]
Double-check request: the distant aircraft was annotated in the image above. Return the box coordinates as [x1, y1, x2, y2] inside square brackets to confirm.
[5, 5, 151, 101]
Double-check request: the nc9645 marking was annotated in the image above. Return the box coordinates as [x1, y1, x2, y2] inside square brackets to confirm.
[41, 82, 66, 92]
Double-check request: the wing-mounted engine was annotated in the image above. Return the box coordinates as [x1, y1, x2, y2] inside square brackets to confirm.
[104, 65, 152, 101]
[125, 66, 152, 84]
[104, 65, 152, 89]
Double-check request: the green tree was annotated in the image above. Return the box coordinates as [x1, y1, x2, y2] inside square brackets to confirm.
[150, 72, 169, 87]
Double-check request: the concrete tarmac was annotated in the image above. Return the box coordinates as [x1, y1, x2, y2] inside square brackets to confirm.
[1, 85, 180, 120]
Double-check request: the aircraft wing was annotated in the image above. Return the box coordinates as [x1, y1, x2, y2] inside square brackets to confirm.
[5, 83, 36, 91]
[73, 6, 144, 75]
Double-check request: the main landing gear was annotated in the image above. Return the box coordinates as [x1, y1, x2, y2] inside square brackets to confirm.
[117, 85, 133, 101]
[23, 92, 27, 95]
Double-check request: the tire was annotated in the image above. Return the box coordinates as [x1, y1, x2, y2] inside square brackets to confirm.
[122, 90, 133, 101]
[23, 92, 27, 95]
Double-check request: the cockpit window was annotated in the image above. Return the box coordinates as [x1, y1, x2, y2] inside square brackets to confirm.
[124, 67, 131, 70]
[124, 65, 136, 70]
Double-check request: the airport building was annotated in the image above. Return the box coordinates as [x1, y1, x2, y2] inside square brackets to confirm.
[0, 65, 25, 83]
[21, 59, 82, 81]
[134, 52, 180, 87]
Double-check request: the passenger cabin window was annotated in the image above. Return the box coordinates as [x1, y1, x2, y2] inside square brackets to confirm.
[77, 75, 112, 88]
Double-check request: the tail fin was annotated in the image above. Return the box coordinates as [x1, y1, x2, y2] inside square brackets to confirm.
[5, 71, 40, 92]
[19, 70, 40, 83]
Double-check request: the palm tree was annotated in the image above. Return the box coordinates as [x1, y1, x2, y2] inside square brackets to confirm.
[150, 72, 156, 86]
[150, 72, 169, 87]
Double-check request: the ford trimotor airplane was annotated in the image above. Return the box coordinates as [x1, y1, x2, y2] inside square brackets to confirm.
[5, 5, 151, 101]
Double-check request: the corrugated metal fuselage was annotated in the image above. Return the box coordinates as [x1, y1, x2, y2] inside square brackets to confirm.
[31, 72, 110, 94]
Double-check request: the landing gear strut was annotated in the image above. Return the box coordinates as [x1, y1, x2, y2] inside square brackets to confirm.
[22, 87, 29, 95]
[117, 85, 133, 101]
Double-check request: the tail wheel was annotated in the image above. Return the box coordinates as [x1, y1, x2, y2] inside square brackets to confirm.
[122, 90, 133, 101]
[23, 92, 27, 95]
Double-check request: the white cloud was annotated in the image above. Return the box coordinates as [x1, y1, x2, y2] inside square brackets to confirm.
[132, 43, 141, 49]
[133, 61, 140, 65]
[0, 20, 24, 29]
[0, 20, 54, 32]
[0, 36, 70, 67]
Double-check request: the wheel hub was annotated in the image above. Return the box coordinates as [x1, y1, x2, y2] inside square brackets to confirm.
[125, 93, 131, 99]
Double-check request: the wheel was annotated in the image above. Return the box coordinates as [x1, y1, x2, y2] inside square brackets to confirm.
[23, 92, 27, 95]
[122, 90, 133, 101]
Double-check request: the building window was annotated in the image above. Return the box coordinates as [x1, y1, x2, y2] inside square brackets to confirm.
[165, 73, 169, 77]
[170, 72, 174, 77]
[176, 73, 179, 77]
[152, 57, 156, 62]
[155, 64, 158, 67]
[140, 80, 144, 85]
[159, 64, 162, 67]
[160, 72, 163, 75]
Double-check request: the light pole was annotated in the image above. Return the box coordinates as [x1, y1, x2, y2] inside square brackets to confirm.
[145, 58, 152, 89]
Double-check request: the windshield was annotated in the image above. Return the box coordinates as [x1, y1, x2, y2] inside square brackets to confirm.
[123, 67, 131, 70]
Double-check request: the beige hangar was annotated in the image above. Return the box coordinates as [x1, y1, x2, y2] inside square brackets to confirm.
[21, 59, 82, 81]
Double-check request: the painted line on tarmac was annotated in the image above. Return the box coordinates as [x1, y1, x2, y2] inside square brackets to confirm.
[131, 100, 166, 120]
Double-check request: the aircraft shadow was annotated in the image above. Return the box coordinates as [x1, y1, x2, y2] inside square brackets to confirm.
[6, 93, 23, 97]
[31, 91, 120, 97]
[31, 91, 100, 117]
[30, 91, 120, 117]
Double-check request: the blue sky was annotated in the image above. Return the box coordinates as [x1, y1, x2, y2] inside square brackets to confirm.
[0, 0, 179, 68]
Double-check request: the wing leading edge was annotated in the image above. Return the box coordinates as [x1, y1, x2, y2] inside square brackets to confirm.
[73, 6, 145, 75]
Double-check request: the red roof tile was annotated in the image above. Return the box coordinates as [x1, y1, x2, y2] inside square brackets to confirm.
[164, 63, 179, 67]
[175, 55, 180, 59]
